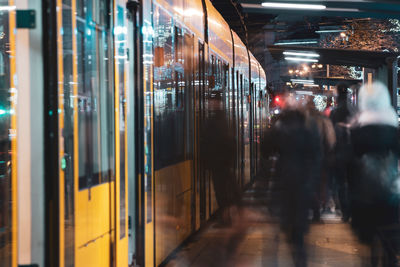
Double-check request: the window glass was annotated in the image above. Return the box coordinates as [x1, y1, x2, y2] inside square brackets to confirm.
[77, 0, 114, 190]
[153, 8, 187, 169]
[115, 3, 127, 239]
[60, 1, 75, 265]
[0, 2, 14, 266]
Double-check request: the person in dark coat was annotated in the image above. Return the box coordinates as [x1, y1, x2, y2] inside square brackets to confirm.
[201, 97, 239, 222]
[261, 96, 323, 267]
[330, 82, 355, 221]
[350, 81, 399, 266]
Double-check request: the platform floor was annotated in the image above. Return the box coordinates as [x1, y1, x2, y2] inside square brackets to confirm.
[164, 179, 371, 267]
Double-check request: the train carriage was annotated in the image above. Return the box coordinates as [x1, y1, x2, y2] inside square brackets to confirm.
[0, 0, 266, 266]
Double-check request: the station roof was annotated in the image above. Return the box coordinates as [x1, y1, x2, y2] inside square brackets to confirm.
[266, 45, 400, 68]
[313, 77, 362, 86]
[240, 1, 400, 20]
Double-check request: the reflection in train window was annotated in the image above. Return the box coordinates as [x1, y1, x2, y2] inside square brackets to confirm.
[77, 0, 114, 190]
[0, 7, 12, 267]
[153, 7, 192, 169]
[116, 4, 127, 239]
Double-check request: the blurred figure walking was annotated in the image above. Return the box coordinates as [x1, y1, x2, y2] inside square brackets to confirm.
[306, 99, 336, 222]
[261, 95, 322, 267]
[350, 81, 399, 266]
[330, 83, 355, 222]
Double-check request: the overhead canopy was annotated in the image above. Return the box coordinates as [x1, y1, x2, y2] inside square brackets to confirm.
[266, 45, 399, 68]
[241, 1, 400, 20]
[313, 77, 362, 86]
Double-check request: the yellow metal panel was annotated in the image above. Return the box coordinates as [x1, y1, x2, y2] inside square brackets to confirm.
[55, 0, 65, 266]
[76, 231, 111, 267]
[76, 184, 111, 267]
[75, 190, 88, 248]
[8, 1, 17, 266]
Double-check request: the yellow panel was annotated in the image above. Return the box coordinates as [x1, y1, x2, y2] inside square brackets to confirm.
[76, 232, 111, 267]
[155, 160, 193, 266]
[55, 0, 65, 266]
[8, 1, 17, 266]
[75, 183, 111, 267]
[117, 237, 128, 267]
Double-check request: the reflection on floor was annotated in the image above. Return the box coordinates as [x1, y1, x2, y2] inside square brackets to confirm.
[164, 179, 370, 267]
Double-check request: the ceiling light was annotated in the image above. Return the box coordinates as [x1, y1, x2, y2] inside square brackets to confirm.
[295, 91, 313, 95]
[261, 2, 326, 10]
[285, 57, 318, 63]
[0, 6, 16, 11]
[315, 30, 344, 33]
[283, 51, 320, 58]
[291, 79, 315, 84]
[275, 41, 318, 45]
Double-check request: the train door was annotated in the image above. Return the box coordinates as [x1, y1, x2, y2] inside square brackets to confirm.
[114, 1, 130, 266]
[126, 1, 140, 265]
[53, 1, 129, 266]
[0, 2, 16, 267]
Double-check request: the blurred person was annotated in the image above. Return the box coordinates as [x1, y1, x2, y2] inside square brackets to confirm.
[350, 81, 399, 266]
[330, 82, 355, 222]
[261, 94, 323, 267]
[201, 97, 240, 224]
[305, 98, 336, 222]
[200, 96, 247, 266]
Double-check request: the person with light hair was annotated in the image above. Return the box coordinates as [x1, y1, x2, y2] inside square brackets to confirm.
[350, 81, 399, 266]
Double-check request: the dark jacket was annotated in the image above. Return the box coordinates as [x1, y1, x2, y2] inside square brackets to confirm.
[261, 109, 322, 233]
[350, 124, 399, 243]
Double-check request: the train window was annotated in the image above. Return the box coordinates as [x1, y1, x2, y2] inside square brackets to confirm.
[77, 0, 114, 190]
[0, 6, 14, 267]
[153, 8, 188, 169]
[59, 1, 77, 265]
[115, 4, 127, 239]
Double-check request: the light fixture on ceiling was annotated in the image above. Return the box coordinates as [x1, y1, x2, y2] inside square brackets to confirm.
[275, 41, 318, 45]
[315, 30, 344, 33]
[291, 79, 315, 84]
[0, 5, 16, 11]
[261, 2, 326, 10]
[285, 57, 318, 63]
[283, 51, 320, 58]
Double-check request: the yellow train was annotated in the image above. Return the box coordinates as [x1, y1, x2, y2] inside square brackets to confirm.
[0, 0, 266, 266]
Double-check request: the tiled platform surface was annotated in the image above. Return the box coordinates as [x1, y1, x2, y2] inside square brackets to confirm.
[164, 180, 371, 267]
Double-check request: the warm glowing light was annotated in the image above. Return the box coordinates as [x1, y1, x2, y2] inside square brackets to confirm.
[275, 96, 281, 103]
[312, 64, 316, 68]
[303, 66, 309, 72]
[318, 64, 323, 68]
[261, 2, 326, 10]
[289, 69, 294, 74]
[340, 32, 347, 38]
